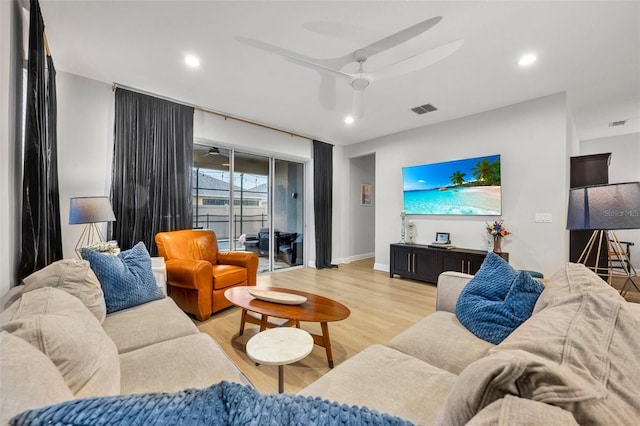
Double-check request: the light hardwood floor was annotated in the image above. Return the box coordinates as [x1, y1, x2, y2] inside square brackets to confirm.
[196, 258, 438, 394]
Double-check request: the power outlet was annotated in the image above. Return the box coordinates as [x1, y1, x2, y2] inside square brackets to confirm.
[535, 213, 552, 223]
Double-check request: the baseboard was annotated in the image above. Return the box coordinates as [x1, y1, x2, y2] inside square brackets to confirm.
[349, 252, 374, 262]
[307, 254, 376, 267]
[374, 263, 390, 273]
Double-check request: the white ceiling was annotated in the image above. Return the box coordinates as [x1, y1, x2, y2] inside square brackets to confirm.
[39, 1, 640, 146]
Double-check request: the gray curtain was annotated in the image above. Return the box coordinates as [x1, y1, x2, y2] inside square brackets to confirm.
[313, 140, 337, 269]
[110, 89, 194, 255]
[19, 0, 63, 279]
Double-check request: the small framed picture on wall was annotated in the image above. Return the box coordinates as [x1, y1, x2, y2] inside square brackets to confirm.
[361, 183, 372, 206]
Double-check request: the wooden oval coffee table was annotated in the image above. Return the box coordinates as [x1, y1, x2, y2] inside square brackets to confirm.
[224, 286, 350, 368]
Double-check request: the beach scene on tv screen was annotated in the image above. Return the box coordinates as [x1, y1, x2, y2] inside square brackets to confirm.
[403, 154, 502, 215]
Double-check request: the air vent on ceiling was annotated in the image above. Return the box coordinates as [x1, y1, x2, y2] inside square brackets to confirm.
[608, 120, 627, 127]
[411, 103, 438, 115]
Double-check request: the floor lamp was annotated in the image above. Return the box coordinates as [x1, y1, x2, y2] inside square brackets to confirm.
[567, 182, 640, 296]
[69, 196, 116, 258]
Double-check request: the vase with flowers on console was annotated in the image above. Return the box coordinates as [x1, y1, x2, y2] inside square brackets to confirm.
[487, 220, 511, 254]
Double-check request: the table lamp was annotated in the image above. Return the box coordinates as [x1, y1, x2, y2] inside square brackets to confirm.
[566, 182, 640, 294]
[69, 196, 116, 257]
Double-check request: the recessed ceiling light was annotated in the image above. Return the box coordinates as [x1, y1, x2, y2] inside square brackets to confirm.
[344, 116, 355, 125]
[185, 55, 200, 68]
[518, 54, 537, 66]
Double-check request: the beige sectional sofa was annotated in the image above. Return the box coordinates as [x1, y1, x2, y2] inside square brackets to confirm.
[300, 264, 640, 425]
[2, 259, 639, 425]
[0, 260, 249, 426]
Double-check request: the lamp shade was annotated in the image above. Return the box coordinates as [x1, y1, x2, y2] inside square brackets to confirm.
[69, 197, 116, 224]
[567, 182, 640, 230]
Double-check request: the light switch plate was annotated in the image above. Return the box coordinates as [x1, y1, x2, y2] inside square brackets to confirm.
[535, 213, 552, 223]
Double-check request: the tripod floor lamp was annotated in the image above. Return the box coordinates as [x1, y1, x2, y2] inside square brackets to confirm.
[567, 182, 640, 296]
[69, 196, 116, 258]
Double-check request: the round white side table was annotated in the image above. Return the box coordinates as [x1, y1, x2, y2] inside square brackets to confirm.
[246, 327, 313, 393]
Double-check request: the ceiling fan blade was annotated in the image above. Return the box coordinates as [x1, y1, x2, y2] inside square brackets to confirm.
[318, 74, 336, 110]
[282, 54, 354, 80]
[370, 39, 464, 81]
[236, 35, 353, 80]
[352, 89, 365, 119]
[362, 16, 442, 57]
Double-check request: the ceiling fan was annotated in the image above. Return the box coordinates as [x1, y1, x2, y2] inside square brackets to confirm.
[237, 17, 463, 118]
[202, 146, 220, 157]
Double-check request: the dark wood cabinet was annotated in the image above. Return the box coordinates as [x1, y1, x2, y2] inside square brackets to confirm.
[390, 244, 441, 283]
[390, 244, 508, 284]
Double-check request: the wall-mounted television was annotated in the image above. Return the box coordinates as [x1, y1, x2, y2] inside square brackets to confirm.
[402, 154, 502, 215]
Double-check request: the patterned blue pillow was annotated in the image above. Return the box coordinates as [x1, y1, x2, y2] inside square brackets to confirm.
[455, 252, 544, 345]
[82, 242, 163, 313]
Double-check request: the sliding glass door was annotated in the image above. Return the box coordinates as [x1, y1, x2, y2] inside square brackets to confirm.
[273, 159, 304, 269]
[192, 146, 231, 248]
[192, 143, 304, 273]
[233, 151, 270, 273]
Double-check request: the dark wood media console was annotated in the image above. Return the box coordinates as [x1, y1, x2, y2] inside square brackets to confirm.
[390, 243, 509, 284]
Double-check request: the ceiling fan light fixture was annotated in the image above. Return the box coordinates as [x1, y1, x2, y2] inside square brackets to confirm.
[518, 53, 537, 66]
[208, 147, 220, 155]
[185, 55, 200, 68]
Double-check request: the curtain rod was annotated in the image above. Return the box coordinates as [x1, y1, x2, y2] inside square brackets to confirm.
[112, 83, 313, 141]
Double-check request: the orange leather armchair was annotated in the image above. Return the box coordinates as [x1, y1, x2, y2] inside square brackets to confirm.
[155, 229, 258, 321]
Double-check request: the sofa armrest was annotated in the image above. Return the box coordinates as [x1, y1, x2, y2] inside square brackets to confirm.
[436, 271, 474, 313]
[165, 259, 212, 292]
[216, 251, 259, 286]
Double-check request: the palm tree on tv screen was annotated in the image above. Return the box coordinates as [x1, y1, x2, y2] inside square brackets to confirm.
[471, 158, 501, 186]
[449, 171, 466, 186]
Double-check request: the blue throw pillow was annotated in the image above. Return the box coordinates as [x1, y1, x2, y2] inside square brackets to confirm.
[82, 242, 163, 313]
[455, 252, 544, 345]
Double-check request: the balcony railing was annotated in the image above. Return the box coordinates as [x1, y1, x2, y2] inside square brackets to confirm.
[192, 213, 268, 239]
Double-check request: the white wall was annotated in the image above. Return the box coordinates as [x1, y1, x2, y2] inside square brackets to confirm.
[56, 72, 114, 258]
[1, 0, 23, 294]
[349, 154, 375, 260]
[580, 132, 640, 269]
[345, 93, 570, 278]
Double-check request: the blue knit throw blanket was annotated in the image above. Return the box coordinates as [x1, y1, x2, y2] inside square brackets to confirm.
[11, 381, 413, 425]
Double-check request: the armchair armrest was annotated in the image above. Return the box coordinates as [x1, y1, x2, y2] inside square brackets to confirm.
[217, 251, 259, 286]
[436, 271, 473, 313]
[165, 259, 213, 292]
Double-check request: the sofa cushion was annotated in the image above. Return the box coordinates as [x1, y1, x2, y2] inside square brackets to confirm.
[455, 252, 544, 344]
[0, 285, 25, 312]
[103, 297, 198, 354]
[299, 344, 457, 426]
[82, 242, 164, 313]
[387, 311, 494, 375]
[119, 333, 251, 394]
[22, 258, 107, 323]
[437, 263, 640, 425]
[212, 264, 247, 290]
[0, 287, 120, 397]
[0, 332, 74, 426]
